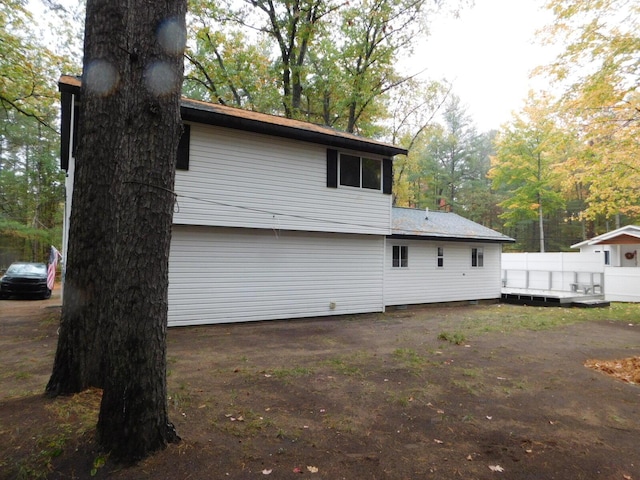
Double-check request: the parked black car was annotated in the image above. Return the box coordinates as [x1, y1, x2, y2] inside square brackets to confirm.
[0, 262, 51, 300]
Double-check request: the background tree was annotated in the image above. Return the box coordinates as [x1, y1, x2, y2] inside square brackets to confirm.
[185, 0, 446, 133]
[413, 95, 484, 212]
[0, 0, 67, 266]
[47, 0, 187, 462]
[488, 95, 567, 252]
[542, 0, 640, 224]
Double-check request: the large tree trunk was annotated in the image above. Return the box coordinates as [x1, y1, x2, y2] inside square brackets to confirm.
[45, 0, 128, 396]
[92, 0, 186, 462]
[48, 0, 186, 462]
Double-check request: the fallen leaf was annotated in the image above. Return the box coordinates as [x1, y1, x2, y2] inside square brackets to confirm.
[293, 467, 302, 473]
[262, 469, 272, 475]
[307, 466, 319, 473]
[489, 465, 504, 472]
[434, 439, 444, 444]
[486, 416, 493, 420]
[466, 454, 473, 461]
[437, 409, 445, 414]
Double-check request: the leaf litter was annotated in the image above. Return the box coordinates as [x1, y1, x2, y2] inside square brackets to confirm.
[585, 356, 640, 384]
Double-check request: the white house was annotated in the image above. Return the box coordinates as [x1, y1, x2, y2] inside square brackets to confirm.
[571, 225, 640, 302]
[59, 75, 514, 326]
[501, 225, 640, 303]
[386, 208, 514, 307]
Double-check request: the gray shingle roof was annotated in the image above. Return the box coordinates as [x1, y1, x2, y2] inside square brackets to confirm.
[391, 207, 515, 243]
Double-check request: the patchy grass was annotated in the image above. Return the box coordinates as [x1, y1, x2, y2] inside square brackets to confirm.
[3, 302, 640, 479]
[437, 331, 467, 345]
[457, 303, 640, 335]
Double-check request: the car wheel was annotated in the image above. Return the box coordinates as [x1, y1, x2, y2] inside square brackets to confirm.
[43, 289, 52, 300]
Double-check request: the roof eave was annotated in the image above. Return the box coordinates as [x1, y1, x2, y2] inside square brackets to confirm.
[181, 105, 407, 158]
[389, 233, 516, 244]
[57, 75, 408, 158]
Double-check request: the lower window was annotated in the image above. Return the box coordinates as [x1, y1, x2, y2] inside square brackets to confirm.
[393, 245, 408, 268]
[471, 247, 484, 267]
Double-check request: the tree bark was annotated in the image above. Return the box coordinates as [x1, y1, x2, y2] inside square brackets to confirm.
[45, 0, 128, 396]
[92, 0, 186, 462]
[47, 0, 186, 463]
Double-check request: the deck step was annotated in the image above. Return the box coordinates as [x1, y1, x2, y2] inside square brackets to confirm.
[571, 299, 611, 308]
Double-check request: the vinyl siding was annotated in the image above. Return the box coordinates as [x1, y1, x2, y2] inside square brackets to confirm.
[173, 124, 391, 235]
[384, 240, 502, 306]
[168, 226, 385, 326]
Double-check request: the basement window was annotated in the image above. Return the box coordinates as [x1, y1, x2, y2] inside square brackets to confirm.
[471, 247, 484, 267]
[393, 245, 408, 268]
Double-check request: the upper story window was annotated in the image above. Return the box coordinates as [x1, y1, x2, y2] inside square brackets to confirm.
[340, 154, 381, 190]
[471, 247, 484, 267]
[326, 149, 393, 194]
[437, 247, 444, 268]
[393, 245, 408, 268]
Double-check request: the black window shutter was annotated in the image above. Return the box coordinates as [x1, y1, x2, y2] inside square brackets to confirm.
[382, 158, 393, 194]
[327, 149, 338, 188]
[176, 124, 190, 170]
[60, 92, 72, 171]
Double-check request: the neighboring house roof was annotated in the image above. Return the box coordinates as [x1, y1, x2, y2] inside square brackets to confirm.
[571, 225, 640, 248]
[390, 207, 515, 243]
[58, 75, 407, 158]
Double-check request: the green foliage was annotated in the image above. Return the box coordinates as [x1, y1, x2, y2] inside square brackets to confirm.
[489, 95, 568, 251]
[186, 0, 438, 134]
[0, 1, 68, 266]
[542, 0, 640, 222]
[437, 331, 466, 345]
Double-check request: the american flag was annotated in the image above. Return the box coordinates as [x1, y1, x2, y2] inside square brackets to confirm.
[47, 246, 61, 291]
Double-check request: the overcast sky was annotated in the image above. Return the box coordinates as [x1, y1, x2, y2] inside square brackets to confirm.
[416, 0, 560, 132]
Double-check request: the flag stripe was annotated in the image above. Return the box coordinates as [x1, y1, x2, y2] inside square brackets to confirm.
[47, 246, 61, 291]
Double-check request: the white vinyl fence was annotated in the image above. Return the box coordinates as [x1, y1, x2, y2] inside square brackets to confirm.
[502, 252, 640, 302]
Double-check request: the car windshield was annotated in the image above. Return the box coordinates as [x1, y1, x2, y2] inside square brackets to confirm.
[6, 263, 46, 275]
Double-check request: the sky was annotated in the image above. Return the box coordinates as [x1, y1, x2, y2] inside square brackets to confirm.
[416, 0, 560, 132]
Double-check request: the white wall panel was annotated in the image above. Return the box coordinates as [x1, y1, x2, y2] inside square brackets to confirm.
[168, 226, 385, 325]
[384, 240, 502, 306]
[173, 124, 391, 235]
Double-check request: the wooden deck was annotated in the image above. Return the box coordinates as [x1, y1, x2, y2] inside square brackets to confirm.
[501, 288, 609, 308]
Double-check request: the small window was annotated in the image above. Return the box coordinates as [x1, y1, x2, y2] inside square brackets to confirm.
[437, 247, 444, 268]
[471, 247, 484, 267]
[339, 153, 381, 190]
[393, 245, 408, 268]
[604, 250, 610, 266]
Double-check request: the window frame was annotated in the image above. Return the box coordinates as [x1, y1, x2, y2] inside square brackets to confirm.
[471, 247, 484, 268]
[392, 245, 408, 268]
[338, 153, 382, 191]
[436, 246, 444, 268]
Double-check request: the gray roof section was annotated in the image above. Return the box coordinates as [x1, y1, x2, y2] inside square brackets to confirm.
[391, 207, 515, 243]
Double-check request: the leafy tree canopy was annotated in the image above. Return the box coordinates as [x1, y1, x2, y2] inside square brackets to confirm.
[541, 0, 640, 221]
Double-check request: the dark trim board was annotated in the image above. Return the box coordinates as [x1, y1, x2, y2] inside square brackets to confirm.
[389, 234, 515, 244]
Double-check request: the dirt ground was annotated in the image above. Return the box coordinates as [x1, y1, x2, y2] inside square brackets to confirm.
[1, 291, 639, 480]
